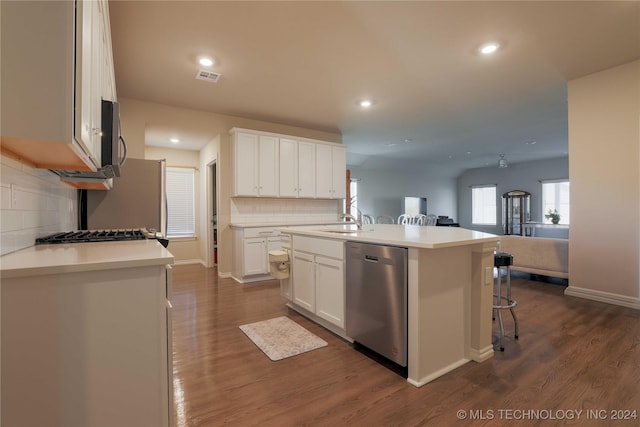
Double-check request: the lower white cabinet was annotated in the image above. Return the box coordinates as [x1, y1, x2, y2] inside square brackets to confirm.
[292, 251, 316, 311]
[315, 256, 344, 327]
[291, 236, 345, 329]
[232, 226, 282, 283]
[243, 237, 268, 275]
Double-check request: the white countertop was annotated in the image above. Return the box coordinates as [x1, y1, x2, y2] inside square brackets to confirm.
[280, 224, 499, 249]
[0, 240, 174, 279]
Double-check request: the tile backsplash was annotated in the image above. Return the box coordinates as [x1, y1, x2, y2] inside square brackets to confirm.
[0, 155, 77, 256]
[231, 198, 342, 224]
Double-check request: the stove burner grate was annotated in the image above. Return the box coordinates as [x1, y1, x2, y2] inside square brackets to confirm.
[36, 229, 147, 245]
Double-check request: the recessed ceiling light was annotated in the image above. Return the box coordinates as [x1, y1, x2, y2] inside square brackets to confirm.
[466, 151, 472, 155]
[526, 140, 537, 145]
[359, 100, 373, 108]
[403, 139, 413, 143]
[479, 43, 500, 55]
[170, 138, 180, 144]
[384, 142, 397, 147]
[199, 57, 214, 67]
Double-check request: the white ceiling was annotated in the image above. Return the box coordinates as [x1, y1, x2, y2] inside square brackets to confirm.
[109, 1, 640, 177]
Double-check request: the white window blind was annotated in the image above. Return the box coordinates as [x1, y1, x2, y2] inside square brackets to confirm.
[472, 185, 497, 225]
[166, 167, 195, 238]
[542, 180, 570, 224]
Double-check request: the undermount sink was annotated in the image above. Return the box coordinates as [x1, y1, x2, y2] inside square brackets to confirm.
[317, 229, 369, 234]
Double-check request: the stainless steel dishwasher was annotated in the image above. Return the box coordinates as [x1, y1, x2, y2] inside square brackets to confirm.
[345, 241, 408, 367]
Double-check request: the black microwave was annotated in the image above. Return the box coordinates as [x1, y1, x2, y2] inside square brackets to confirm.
[101, 99, 127, 177]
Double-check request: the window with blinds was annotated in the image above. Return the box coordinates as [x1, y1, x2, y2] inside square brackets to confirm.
[166, 167, 195, 238]
[471, 185, 497, 225]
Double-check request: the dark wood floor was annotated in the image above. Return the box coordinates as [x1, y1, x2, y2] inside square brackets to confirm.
[171, 264, 640, 427]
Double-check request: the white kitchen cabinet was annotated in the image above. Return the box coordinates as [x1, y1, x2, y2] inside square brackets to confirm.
[315, 255, 345, 327]
[243, 238, 268, 275]
[232, 226, 282, 283]
[291, 236, 345, 329]
[297, 141, 317, 198]
[292, 251, 316, 312]
[232, 131, 279, 197]
[0, 241, 173, 427]
[231, 128, 344, 200]
[316, 144, 346, 199]
[0, 0, 116, 173]
[279, 138, 316, 198]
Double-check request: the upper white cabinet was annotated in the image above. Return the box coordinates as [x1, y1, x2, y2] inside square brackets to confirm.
[0, 0, 116, 172]
[232, 131, 278, 197]
[316, 144, 346, 199]
[231, 128, 344, 200]
[279, 138, 316, 198]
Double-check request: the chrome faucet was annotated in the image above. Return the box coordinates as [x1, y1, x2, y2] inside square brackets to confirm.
[341, 211, 362, 230]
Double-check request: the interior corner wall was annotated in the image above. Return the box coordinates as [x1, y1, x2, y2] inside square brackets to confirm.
[568, 59, 640, 300]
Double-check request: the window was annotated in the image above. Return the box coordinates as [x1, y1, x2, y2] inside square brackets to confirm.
[343, 179, 358, 216]
[166, 167, 195, 238]
[542, 180, 570, 224]
[472, 185, 497, 225]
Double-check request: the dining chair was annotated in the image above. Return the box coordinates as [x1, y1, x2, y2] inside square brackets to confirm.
[376, 215, 395, 224]
[425, 214, 438, 226]
[362, 214, 375, 224]
[398, 214, 413, 225]
[414, 214, 427, 225]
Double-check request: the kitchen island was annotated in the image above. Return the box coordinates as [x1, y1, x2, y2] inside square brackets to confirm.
[281, 224, 500, 387]
[0, 240, 174, 427]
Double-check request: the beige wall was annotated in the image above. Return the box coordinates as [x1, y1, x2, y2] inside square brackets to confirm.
[567, 59, 640, 304]
[145, 146, 201, 263]
[120, 97, 342, 274]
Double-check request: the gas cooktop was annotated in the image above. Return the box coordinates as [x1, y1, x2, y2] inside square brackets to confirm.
[35, 229, 148, 245]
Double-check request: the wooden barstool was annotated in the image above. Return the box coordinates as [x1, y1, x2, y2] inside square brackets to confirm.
[493, 251, 518, 351]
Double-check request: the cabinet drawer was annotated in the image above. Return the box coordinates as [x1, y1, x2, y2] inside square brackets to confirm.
[294, 236, 344, 259]
[243, 227, 280, 238]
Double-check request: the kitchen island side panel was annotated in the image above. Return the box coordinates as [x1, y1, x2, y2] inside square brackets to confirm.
[1, 264, 171, 427]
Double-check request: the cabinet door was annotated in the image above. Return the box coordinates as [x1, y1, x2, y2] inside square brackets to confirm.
[258, 135, 278, 196]
[234, 132, 259, 196]
[243, 238, 267, 275]
[315, 256, 345, 328]
[279, 138, 298, 197]
[315, 144, 333, 198]
[292, 251, 315, 312]
[331, 146, 347, 199]
[89, 0, 103, 166]
[297, 141, 316, 198]
[75, 0, 97, 162]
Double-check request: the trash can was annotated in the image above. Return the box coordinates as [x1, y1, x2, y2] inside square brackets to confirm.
[268, 249, 290, 279]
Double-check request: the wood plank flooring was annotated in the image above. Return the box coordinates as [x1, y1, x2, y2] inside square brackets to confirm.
[171, 264, 640, 427]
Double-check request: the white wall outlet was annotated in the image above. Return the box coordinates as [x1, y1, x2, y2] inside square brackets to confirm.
[485, 266, 494, 285]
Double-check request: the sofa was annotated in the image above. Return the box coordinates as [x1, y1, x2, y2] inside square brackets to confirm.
[498, 235, 569, 279]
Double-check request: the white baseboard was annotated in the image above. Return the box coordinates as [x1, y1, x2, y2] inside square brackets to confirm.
[468, 345, 495, 362]
[173, 259, 203, 265]
[564, 286, 640, 310]
[407, 358, 471, 388]
[218, 271, 232, 279]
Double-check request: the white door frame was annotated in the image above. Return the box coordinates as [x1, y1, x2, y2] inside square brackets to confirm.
[205, 158, 218, 268]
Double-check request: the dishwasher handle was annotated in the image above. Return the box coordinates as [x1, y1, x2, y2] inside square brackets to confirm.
[364, 254, 379, 262]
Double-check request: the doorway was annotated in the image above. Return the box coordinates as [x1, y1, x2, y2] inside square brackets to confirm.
[207, 160, 218, 268]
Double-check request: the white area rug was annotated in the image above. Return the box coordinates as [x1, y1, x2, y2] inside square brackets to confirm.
[239, 316, 328, 361]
